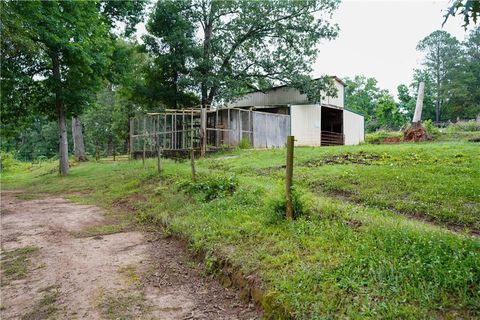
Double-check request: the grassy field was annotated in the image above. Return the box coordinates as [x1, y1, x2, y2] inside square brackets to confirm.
[2, 140, 479, 319]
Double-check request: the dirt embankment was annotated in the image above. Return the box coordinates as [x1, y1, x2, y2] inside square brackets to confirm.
[0, 192, 260, 319]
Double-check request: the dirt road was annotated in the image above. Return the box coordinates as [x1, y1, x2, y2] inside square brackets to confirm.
[0, 192, 260, 319]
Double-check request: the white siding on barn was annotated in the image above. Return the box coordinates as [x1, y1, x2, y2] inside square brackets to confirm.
[344, 110, 365, 145]
[290, 105, 322, 146]
[323, 81, 344, 108]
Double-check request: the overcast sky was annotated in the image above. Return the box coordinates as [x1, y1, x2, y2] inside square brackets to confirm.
[313, 0, 471, 96]
[136, 0, 472, 97]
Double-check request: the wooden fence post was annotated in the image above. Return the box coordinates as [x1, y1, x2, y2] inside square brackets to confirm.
[157, 145, 161, 174]
[285, 136, 294, 220]
[129, 118, 134, 160]
[142, 138, 146, 169]
[191, 149, 196, 182]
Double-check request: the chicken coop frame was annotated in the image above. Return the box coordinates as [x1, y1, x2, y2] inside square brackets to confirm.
[129, 108, 257, 158]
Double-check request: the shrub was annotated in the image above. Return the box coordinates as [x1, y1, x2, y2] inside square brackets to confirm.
[268, 184, 313, 221]
[445, 120, 480, 133]
[0, 152, 20, 172]
[178, 174, 239, 201]
[238, 138, 251, 149]
[422, 119, 440, 137]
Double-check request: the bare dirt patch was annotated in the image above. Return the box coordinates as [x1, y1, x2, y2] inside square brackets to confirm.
[1, 191, 260, 319]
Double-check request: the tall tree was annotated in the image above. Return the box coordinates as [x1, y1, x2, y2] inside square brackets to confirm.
[143, 0, 200, 109]
[444, 26, 480, 119]
[344, 76, 383, 129]
[397, 84, 416, 121]
[145, 0, 340, 109]
[72, 117, 87, 161]
[416, 30, 460, 122]
[1, 1, 145, 175]
[375, 94, 405, 130]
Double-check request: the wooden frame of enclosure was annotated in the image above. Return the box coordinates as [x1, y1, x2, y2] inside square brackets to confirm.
[129, 107, 256, 158]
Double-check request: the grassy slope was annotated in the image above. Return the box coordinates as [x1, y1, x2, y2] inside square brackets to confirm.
[2, 141, 479, 319]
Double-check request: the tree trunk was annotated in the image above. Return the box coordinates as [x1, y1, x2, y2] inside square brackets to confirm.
[72, 116, 87, 161]
[95, 142, 100, 161]
[201, 15, 213, 109]
[51, 51, 69, 176]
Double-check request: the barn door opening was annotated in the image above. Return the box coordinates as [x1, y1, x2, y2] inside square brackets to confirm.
[321, 107, 344, 146]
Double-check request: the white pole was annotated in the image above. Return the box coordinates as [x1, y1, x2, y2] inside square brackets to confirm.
[413, 82, 425, 123]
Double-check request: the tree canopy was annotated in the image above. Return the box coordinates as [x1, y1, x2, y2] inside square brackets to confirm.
[143, 0, 340, 109]
[1, 0, 146, 174]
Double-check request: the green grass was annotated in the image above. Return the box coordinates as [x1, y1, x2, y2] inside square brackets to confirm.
[2, 141, 479, 319]
[1, 246, 39, 283]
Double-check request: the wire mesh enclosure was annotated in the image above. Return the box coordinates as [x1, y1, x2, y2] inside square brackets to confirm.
[129, 108, 259, 158]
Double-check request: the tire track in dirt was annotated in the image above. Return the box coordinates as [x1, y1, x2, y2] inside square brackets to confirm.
[0, 191, 260, 319]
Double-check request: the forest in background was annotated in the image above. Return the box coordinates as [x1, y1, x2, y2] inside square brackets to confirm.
[1, 0, 479, 163]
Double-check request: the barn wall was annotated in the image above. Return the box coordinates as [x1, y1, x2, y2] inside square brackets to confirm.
[343, 110, 365, 145]
[323, 81, 345, 108]
[218, 109, 251, 146]
[290, 105, 322, 146]
[252, 112, 289, 148]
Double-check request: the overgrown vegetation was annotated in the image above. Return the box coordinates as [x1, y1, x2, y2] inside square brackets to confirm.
[178, 174, 239, 201]
[365, 120, 480, 145]
[2, 140, 479, 319]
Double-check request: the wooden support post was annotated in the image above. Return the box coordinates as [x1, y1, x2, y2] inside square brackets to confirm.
[238, 109, 242, 143]
[157, 145, 161, 174]
[248, 109, 252, 146]
[190, 149, 196, 182]
[164, 114, 167, 149]
[155, 117, 161, 174]
[200, 108, 207, 156]
[129, 118, 134, 159]
[95, 143, 100, 161]
[142, 138, 146, 169]
[190, 111, 194, 149]
[227, 108, 230, 146]
[215, 109, 219, 147]
[285, 136, 294, 220]
[182, 111, 185, 149]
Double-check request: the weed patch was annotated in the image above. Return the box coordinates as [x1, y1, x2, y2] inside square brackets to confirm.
[303, 151, 384, 166]
[1, 246, 39, 283]
[178, 174, 238, 201]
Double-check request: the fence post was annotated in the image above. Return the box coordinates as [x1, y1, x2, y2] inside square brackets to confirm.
[154, 117, 161, 174]
[285, 136, 294, 220]
[157, 145, 161, 174]
[142, 137, 146, 169]
[190, 149, 196, 182]
[129, 118, 134, 160]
